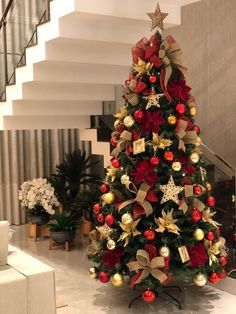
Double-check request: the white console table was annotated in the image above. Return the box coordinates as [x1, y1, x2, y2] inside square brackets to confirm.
[0, 245, 56, 314]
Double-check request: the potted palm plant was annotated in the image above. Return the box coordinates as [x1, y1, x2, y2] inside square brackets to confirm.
[46, 210, 79, 244]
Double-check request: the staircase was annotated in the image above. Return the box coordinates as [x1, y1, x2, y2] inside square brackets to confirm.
[0, 0, 202, 130]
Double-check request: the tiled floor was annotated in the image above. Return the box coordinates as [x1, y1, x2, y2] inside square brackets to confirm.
[11, 225, 236, 314]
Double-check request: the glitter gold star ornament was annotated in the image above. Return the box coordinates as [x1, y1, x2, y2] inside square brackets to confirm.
[145, 93, 164, 110]
[160, 176, 184, 204]
[146, 3, 168, 31]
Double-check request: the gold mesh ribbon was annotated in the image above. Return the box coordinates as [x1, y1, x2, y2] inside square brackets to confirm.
[176, 120, 198, 151]
[111, 130, 132, 158]
[118, 182, 153, 217]
[127, 249, 168, 284]
[159, 35, 187, 94]
[86, 229, 101, 255]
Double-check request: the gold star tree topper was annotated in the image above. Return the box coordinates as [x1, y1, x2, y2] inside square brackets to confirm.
[146, 3, 168, 31]
[160, 176, 184, 204]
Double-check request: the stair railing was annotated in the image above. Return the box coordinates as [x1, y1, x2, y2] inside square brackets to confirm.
[0, 0, 51, 100]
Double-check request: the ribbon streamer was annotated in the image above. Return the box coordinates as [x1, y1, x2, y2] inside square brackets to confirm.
[111, 130, 132, 158]
[86, 230, 101, 256]
[118, 182, 153, 217]
[127, 249, 168, 285]
[176, 120, 198, 151]
[159, 35, 187, 100]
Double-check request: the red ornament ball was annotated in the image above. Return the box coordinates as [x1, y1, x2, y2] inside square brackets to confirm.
[134, 109, 144, 121]
[97, 213, 104, 223]
[191, 209, 202, 222]
[144, 229, 156, 241]
[220, 256, 227, 266]
[164, 151, 174, 161]
[105, 214, 115, 227]
[207, 196, 216, 207]
[149, 75, 157, 83]
[208, 272, 220, 284]
[217, 269, 228, 279]
[176, 103, 186, 114]
[193, 125, 200, 134]
[193, 185, 202, 196]
[149, 156, 160, 166]
[206, 231, 215, 241]
[98, 271, 110, 283]
[93, 203, 101, 214]
[111, 158, 120, 168]
[142, 289, 156, 303]
[100, 184, 109, 193]
[110, 136, 118, 147]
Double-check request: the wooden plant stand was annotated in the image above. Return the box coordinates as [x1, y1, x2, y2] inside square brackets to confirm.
[48, 238, 71, 252]
[28, 223, 50, 242]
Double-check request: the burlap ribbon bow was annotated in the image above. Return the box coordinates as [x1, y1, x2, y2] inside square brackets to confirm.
[127, 249, 168, 284]
[179, 184, 206, 213]
[123, 78, 140, 106]
[118, 182, 153, 217]
[176, 119, 198, 151]
[111, 130, 132, 158]
[86, 229, 101, 256]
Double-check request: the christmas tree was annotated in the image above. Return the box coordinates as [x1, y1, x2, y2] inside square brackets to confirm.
[87, 3, 228, 303]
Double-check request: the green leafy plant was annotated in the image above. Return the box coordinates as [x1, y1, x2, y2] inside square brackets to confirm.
[76, 185, 102, 221]
[46, 210, 79, 232]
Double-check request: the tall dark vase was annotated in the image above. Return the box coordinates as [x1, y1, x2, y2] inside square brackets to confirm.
[30, 213, 50, 225]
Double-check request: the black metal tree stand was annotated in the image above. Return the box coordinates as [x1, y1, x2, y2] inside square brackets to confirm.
[128, 285, 182, 310]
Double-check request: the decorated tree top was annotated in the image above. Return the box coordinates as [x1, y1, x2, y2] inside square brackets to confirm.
[87, 3, 228, 304]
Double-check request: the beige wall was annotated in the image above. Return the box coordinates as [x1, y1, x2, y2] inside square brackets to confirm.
[166, 0, 236, 168]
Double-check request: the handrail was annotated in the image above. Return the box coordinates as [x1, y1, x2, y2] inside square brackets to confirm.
[0, 0, 14, 30]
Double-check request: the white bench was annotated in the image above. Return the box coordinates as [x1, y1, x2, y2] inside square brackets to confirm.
[0, 245, 56, 314]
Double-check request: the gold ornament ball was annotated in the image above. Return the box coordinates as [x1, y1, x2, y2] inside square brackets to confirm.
[114, 119, 121, 129]
[111, 273, 124, 287]
[190, 107, 197, 116]
[172, 161, 182, 171]
[206, 182, 212, 191]
[159, 245, 170, 258]
[189, 152, 200, 164]
[120, 174, 130, 185]
[103, 192, 116, 204]
[167, 115, 177, 125]
[194, 273, 207, 287]
[88, 267, 96, 279]
[107, 238, 116, 250]
[195, 137, 202, 147]
[194, 228, 205, 241]
[121, 213, 134, 225]
[123, 116, 135, 128]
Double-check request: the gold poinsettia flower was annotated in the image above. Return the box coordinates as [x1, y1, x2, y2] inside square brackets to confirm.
[106, 166, 119, 182]
[133, 58, 153, 77]
[155, 209, 180, 235]
[118, 219, 141, 246]
[204, 239, 221, 265]
[202, 209, 221, 228]
[146, 132, 172, 153]
[114, 106, 129, 120]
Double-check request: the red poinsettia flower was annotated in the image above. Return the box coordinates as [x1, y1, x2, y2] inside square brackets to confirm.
[183, 164, 197, 175]
[187, 243, 208, 268]
[130, 160, 158, 186]
[140, 111, 165, 134]
[167, 80, 191, 101]
[102, 247, 124, 268]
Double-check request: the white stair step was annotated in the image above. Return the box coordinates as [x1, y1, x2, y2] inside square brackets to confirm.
[46, 38, 132, 66]
[21, 82, 115, 100]
[2, 115, 90, 130]
[11, 100, 103, 116]
[33, 61, 129, 84]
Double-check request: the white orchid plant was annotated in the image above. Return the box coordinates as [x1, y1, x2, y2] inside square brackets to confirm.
[18, 177, 60, 216]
